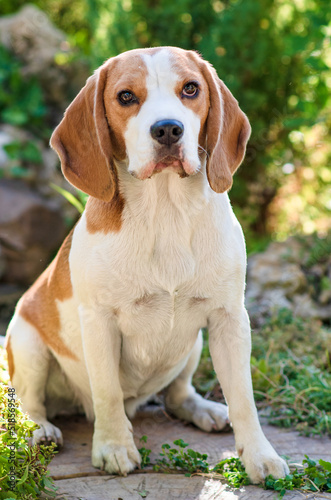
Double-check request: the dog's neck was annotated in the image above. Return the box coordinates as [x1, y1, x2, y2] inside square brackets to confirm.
[114, 158, 212, 291]
[116, 158, 211, 225]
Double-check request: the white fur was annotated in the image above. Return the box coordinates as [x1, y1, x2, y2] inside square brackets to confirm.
[125, 49, 201, 178]
[7, 48, 288, 482]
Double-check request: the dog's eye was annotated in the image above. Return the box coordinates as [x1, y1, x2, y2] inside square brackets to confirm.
[118, 90, 138, 105]
[182, 82, 199, 98]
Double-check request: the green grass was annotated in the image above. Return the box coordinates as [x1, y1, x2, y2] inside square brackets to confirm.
[0, 383, 57, 499]
[154, 438, 209, 474]
[138, 437, 331, 498]
[252, 309, 331, 436]
[263, 456, 331, 498]
[0, 349, 57, 499]
[194, 309, 331, 437]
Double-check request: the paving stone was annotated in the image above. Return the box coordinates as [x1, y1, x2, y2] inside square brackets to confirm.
[54, 473, 331, 499]
[49, 407, 331, 499]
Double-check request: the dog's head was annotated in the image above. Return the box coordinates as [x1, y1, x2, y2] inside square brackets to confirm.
[51, 47, 251, 201]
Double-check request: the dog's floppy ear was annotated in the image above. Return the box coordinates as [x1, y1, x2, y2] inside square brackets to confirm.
[50, 64, 115, 202]
[202, 63, 251, 193]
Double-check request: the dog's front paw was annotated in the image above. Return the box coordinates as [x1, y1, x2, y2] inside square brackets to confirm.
[240, 441, 289, 484]
[92, 434, 141, 476]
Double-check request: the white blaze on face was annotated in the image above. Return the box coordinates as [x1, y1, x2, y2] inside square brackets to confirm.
[124, 49, 202, 179]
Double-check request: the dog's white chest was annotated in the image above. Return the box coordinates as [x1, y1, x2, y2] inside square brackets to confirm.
[117, 286, 209, 336]
[117, 286, 209, 398]
[94, 209, 212, 396]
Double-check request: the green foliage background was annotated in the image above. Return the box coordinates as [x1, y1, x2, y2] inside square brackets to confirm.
[0, 0, 330, 250]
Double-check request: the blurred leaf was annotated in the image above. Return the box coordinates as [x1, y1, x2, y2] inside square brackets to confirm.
[50, 182, 85, 213]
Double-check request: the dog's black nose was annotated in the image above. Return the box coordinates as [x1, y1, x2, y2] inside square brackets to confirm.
[150, 120, 184, 146]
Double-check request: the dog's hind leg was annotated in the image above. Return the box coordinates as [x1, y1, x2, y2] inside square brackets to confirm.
[164, 330, 229, 431]
[6, 314, 63, 446]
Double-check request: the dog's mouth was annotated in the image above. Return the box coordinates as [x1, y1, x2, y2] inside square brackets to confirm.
[153, 156, 187, 177]
[130, 145, 199, 180]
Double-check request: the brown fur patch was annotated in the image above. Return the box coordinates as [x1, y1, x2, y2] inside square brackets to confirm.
[85, 188, 125, 234]
[18, 230, 77, 359]
[51, 71, 116, 203]
[170, 49, 210, 148]
[102, 51, 149, 161]
[5, 336, 15, 380]
[198, 57, 251, 193]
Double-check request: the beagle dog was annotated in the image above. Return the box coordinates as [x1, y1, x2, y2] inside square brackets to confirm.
[5, 47, 289, 483]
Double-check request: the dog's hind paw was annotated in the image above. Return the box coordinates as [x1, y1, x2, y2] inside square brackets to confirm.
[32, 420, 63, 446]
[166, 393, 230, 432]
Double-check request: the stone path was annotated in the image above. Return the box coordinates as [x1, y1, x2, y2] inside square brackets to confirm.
[49, 406, 331, 500]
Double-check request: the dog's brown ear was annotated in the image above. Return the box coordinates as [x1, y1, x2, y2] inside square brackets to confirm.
[50, 64, 115, 202]
[202, 64, 251, 193]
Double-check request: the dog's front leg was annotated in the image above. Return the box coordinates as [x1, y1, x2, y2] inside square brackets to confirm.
[208, 306, 289, 484]
[79, 305, 141, 475]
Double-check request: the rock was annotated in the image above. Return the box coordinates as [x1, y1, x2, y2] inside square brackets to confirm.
[246, 236, 331, 324]
[246, 289, 292, 328]
[292, 293, 331, 321]
[0, 5, 88, 111]
[248, 257, 307, 296]
[246, 240, 307, 307]
[0, 283, 26, 336]
[0, 179, 67, 285]
[0, 246, 5, 280]
[319, 288, 331, 305]
[0, 283, 24, 306]
[0, 5, 65, 70]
